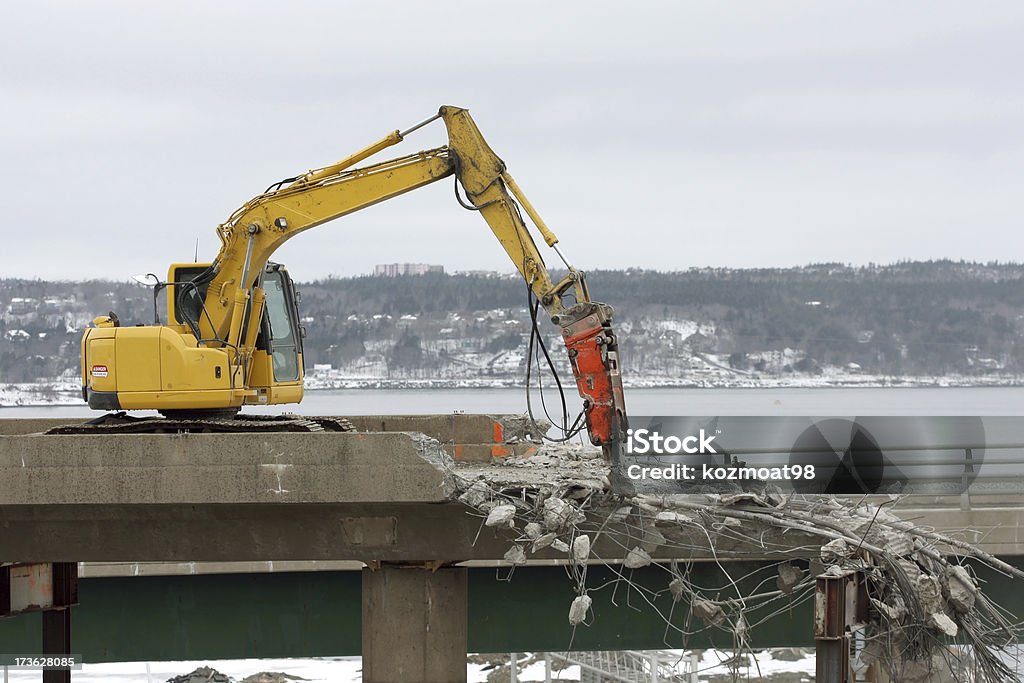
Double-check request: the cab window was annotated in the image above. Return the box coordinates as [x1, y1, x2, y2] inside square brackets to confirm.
[262, 269, 300, 381]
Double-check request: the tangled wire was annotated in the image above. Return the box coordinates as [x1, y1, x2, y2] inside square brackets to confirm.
[444, 446, 1023, 682]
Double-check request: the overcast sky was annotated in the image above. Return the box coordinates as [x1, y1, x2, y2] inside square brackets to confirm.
[3, 1, 1022, 280]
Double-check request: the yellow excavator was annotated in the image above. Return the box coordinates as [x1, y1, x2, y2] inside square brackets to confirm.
[80, 105, 627, 454]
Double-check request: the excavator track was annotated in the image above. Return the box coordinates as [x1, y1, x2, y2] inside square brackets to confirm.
[45, 412, 357, 435]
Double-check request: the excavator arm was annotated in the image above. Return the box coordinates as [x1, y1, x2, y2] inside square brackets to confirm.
[126, 106, 628, 455]
[438, 107, 628, 454]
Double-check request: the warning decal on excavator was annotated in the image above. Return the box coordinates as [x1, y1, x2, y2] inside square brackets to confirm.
[91, 365, 108, 378]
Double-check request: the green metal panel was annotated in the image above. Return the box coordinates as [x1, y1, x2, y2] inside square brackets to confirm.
[0, 572, 362, 661]
[0, 560, 1019, 661]
[468, 562, 812, 652]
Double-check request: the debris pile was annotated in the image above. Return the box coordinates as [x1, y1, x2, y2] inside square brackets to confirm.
[166, 669, 308, 683]
[166, 668, 233, 683]
[446, 442, 1023, 682]
[240, 673, 309, 683]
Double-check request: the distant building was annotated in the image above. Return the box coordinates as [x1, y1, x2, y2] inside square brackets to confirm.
[7, 297, 38, 314]
[454, 269, 504, 278]
[684, 331, 713, 353]
[374, 263, 444, 277]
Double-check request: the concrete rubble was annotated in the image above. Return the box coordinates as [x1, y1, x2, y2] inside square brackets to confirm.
[776, 562, 804, 594]
[503, 544, 527, 565]
[240, 675, 309, 683]
[166, 667, 233, 683]
[568, 594, 592, 625]
[166, 668, 308, 683]
[484, 504, 517, 528]
[445, 439, 1023, 682]
[571, 534, 591, 564]
[692, 598, 727, 626]
[623, 546, 653, 569]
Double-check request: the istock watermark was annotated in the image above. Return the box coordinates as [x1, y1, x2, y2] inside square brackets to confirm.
[610, 416, 1006, 496]
[625, 428, 718, 454]
[625, 462, 816, 482]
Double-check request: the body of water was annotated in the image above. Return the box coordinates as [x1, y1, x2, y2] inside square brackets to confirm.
[3, 386, 1024, 418]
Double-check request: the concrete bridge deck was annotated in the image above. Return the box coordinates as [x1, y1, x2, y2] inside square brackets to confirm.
[2, 416, 1023, 563]
[2, 415, 1023, 681]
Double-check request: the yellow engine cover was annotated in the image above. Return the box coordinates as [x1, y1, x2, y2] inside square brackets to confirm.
[82, 326, 242, 411]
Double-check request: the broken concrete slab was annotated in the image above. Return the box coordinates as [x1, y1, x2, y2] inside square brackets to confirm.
[0, 431, 450, 505]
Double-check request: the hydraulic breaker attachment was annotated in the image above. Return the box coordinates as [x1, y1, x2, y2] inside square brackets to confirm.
[554, 302, 628, 461]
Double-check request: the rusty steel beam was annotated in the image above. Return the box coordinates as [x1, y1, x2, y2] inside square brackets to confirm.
[815, 569, 867, 683]
[0, 563, 77, 683]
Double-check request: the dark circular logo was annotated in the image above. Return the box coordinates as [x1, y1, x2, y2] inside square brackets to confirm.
[788, 417, 984, 494]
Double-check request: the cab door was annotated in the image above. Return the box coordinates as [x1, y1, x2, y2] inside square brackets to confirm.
[261, 265, 303, 383]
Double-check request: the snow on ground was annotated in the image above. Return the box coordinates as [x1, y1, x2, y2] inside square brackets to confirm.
[0, 651, 815, 683]
[0, 380, 82, 407]
[1, 658, 364, 683]
[0, 657, 568, 683]
[693, 649, 815, 678]
[515, 659, 581, 681]
[509, 650, 815, 681]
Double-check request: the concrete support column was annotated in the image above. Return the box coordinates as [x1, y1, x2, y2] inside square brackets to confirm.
[362, 564, 468, 683]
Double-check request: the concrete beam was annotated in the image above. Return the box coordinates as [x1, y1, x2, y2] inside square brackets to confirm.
[77, 560, 363, 577]
[889, 505, 1024, 556]
[0, 415, 537, 462]
[1, 502, 475, 563]
[0, 418, 82, 436]
[0, 431, 449, 505]
[0, 499, 828, 563]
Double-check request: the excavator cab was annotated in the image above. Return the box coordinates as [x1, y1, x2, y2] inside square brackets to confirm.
[166, 261, 304, 386]
[80, 263, 305, 413]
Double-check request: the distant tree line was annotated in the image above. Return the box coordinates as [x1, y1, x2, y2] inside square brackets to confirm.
[3, 260, 1024, 381]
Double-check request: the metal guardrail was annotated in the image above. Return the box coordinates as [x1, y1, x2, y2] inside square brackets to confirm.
[683, 442, 1024, 506]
